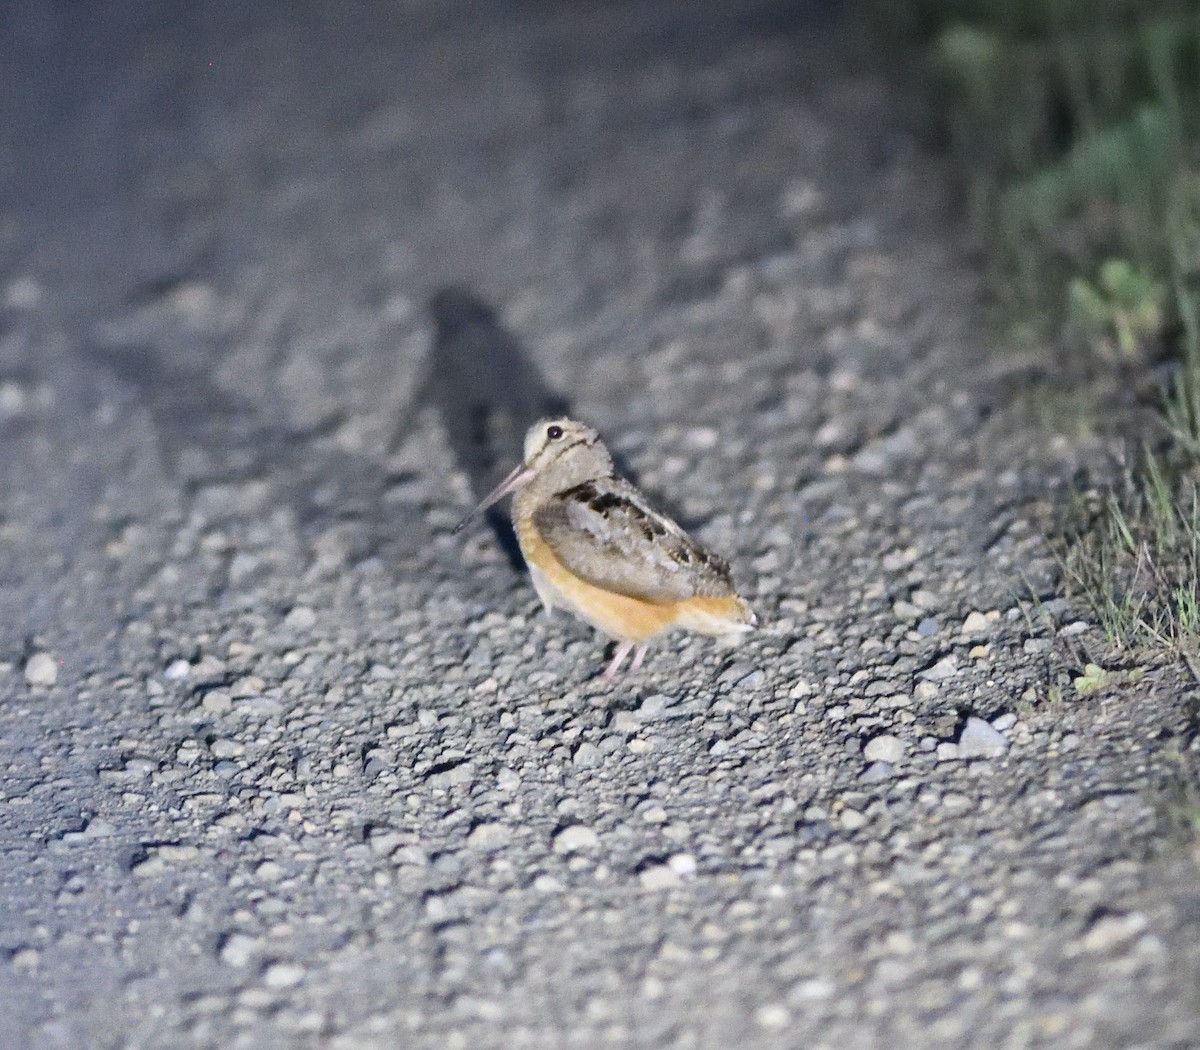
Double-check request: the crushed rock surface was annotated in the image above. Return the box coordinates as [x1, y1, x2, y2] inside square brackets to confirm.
[1, 1, 1199, 1048]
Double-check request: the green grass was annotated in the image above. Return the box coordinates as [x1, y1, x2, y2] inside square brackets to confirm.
[861, 0, 1200, 660]
[1059, 455, 1200, 654]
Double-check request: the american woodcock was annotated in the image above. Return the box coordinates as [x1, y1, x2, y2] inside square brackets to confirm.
[455, 418, 756, 678]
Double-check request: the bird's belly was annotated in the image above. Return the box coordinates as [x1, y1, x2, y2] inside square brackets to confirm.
[519, 526, 677, 643]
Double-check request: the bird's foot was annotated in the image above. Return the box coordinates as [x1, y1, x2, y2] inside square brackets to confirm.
[601, 641, 634, 680]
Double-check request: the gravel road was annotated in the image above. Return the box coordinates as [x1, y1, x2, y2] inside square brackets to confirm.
[2, 2, 1199, 1048]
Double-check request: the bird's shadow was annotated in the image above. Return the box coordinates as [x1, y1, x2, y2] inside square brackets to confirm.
[391, 286, 571, 570]
[83, 283, 587, 576]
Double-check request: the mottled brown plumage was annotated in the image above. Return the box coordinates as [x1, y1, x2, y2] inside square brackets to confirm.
[456, 418, 756, 677]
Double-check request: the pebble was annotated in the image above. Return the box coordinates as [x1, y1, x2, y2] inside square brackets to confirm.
[368, 830, 406, 855]
[220, 934, 260, 967]
[755, 1004, 791, 1030]
[863, 734, 904, 764]
[572, 742, 601, 769]
[839, 807, 867, 830]
[919, 654, 959, 681]
[24, 653, 58, 686]
[466, 822, 512, 849]
[860, 761, 893, 783]
[942, 792, 971, 812]
[936, 742, 959, 762]
[61, 818, 116, 843]
[263, 961, 306, 988]
[882, 547, 917, 571]
[131, 855, 166, 878]
[552, 825, 599, 854]
[202, 692, 233, 714]
[83, 818, 116, 838]
[638, 694, 677, 718]
[1081, 912, 1148, 953]
[790, 977, 835, 1001]
[960, 611, 992, 636]
[916, 617, 940, 636]
[668, 854, 697, 877]
[638, 863, 682, 890]
[163, 659, 191, 680]
[284, 606, 316, 629]
[610, 711, 642, 732]
[991, 713, 1017, 732]
[957, 717, 1008, 758]
[10, 947, 39, 971]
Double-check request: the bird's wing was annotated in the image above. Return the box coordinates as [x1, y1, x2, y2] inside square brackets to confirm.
[532, 479, 735, 604]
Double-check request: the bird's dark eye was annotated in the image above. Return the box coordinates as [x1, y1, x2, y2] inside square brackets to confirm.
[547, 424, 564, 440]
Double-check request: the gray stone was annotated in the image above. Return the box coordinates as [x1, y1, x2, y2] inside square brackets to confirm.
[863, 734, 904, 764]
[957, 717, 1008, 758]
[552, 825, 599, 854]
[466, 822, 512, 849]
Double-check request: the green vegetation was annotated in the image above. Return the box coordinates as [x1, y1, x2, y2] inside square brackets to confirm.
[1060, 458, 1200, 654]
[864, 0, 1200, 658]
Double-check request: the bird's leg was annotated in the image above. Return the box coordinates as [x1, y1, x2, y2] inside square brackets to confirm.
[602, 641, 634, 680]
[630, 645, 648, 672]
[528, 567, 555, 618]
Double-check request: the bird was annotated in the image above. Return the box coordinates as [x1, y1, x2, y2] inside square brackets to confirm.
[454, 417, 756, 678]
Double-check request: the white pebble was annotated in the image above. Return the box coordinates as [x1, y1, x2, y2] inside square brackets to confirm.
[936, 742, 960, 762]
[552, 825, 599, 854]
[960, 611, 992, 636]
[163, 659, 191, 680]
[1081, 912, 1148, 953]
[839, 807, 867, 830]
[284, 606, 317, 630]
[467, 823, 512, 849]
[638, 863, 682, 890]
[667, 853, 697, 877]
[755, 1004, 791, 1030]
[863, 734, 904, 764]
[263, 961, 306, 988]
[219, 933, 259, 967]
[24, 653, 58, 686]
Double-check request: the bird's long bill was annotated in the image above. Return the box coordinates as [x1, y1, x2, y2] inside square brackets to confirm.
[452, 463, 535, 533]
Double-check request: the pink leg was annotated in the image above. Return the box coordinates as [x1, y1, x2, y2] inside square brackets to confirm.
[630, 645, 648, 672]
[602, 641, 634, 680]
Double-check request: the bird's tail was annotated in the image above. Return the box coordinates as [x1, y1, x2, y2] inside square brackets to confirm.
[675, 594, 757, 639]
